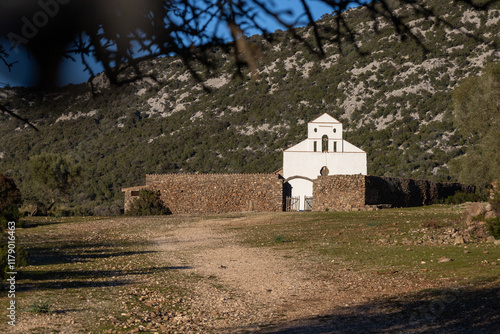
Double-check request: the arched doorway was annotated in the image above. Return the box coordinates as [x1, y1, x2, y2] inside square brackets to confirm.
[283, 176, 315, 211]
[322, 135, 328, 152]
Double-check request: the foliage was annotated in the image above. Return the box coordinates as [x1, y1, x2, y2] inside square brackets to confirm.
[27, 300, 52, 314]
[451, 62, 500, 188]
[488, 190, 500, 214]
[486, 218, 500, 239]
[444, 191, 486, 205]
[27, 153, 81, 211]
[126, 189, 172, 216]
[0, 174, 22, 212]
[0, 0, 477, 89]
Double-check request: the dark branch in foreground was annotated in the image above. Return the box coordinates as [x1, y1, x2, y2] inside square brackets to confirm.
[0, 0, 497, 89]
[0, 104, 39, 132]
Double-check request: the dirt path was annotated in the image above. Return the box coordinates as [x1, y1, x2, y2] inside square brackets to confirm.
[153, 215, 431, 333]
[5, 214, 498, 333]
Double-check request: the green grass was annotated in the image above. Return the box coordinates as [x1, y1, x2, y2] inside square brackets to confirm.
[27, 300, 52, 314]
[229, 206, 500, 283]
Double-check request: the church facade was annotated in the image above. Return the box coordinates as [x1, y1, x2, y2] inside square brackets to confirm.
[282, 113, 367, 211]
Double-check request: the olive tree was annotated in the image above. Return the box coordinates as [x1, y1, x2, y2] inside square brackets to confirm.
[451, 62, 500, 188]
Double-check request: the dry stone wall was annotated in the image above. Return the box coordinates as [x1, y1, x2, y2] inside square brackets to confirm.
[313, 175, 366, 211]
[145, 173, 283, 214]
[124, 173, 473, 214]
[365, 176, 474, 207]
[312, 175, 474, 212]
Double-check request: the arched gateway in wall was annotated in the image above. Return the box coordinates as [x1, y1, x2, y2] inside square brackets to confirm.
[283, 175, 315, 211]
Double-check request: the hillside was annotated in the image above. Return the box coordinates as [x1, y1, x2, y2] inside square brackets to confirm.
[1, 0, 499, 214]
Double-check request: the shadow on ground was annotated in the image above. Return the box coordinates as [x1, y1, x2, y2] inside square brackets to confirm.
[18, 265, 194, 292]
[256, 284, 500, 334]
[26, 242, 153, 266]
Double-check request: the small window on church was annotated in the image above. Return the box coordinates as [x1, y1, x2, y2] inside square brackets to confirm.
[333, 128, 337, 133]
[334, 141, 337, 152]
[322, 135, 328, 152]
[314, 141, 317, 152]
[314, 128, 317, 132]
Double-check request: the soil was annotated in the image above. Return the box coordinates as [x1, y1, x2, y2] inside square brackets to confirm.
[149, 214, 463, 333]
[6, 214, 500, 333]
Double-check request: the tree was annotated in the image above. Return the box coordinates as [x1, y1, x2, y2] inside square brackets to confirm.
[451, 61, 500, 188]
[0, 174, 22, 226]
[28, 153, 81, 211]
[0, 174, 22, 214]
[0, 0, 497, 127]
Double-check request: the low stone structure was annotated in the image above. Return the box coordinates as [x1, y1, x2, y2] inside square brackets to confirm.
[313, 175, 366, 211]
[313, 175, 474, 212]
[365, 176, 474, 208]
[123, 173, 283, 214]
[124, 173, 473, 214]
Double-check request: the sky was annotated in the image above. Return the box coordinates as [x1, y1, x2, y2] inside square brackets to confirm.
[0, 1, 342, 88]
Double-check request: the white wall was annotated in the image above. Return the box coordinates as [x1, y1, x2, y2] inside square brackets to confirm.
[282, 114, 367, 211]
[283, 151, 367, 180]
[283, 149, 367, 210]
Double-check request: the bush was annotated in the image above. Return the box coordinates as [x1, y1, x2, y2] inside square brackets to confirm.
[0, 205, 22, 229]
[93, 204, 122, 216]
[486, 218, 500, 239]
[444, 191, 485, 205]
[489, 191, 500, 214]
[27, 300, 52, 314]
[126, 189, 171, 216]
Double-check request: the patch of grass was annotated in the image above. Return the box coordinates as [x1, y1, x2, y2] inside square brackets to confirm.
[27, 300, 52, 314]
[274, 235, 291, 243]
[231, 206, 500, 284]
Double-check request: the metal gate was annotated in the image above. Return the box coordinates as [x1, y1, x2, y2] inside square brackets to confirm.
[285, 196, 300, 212]
[304, 196, 313, 211]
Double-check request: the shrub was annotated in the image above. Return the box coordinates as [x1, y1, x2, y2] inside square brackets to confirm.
[28, 300, 52, 314]
[126, 189, 171, 216]
[93, 204, 122, 217]
[486, 218, 500, 239]
[444, 191, 485, 205]
[489, 191, 500, 214]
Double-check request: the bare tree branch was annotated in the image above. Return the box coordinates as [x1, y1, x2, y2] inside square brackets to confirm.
[0, 104, 39, 131]
[0, 0, 497, 89]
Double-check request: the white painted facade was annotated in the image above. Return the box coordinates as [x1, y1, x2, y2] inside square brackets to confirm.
[283, 113, 367, 210]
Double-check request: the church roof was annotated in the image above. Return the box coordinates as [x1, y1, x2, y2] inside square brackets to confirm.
[310, 113, 341, 124]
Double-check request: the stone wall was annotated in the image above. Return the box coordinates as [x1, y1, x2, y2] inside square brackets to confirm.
[312, 175, 474, 211]
[365, 176, 474, 207]
[312, 175, 366, 211]
[143, 173, 283, 214]
[124, 173, 473, 214]
[122, 186, 147, 213]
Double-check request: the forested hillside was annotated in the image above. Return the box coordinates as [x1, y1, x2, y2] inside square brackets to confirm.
[1, 0, 499, 215]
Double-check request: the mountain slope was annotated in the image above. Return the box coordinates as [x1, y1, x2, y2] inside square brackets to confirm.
[1, 0, 499, 214]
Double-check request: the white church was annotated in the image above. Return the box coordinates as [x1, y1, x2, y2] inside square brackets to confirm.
[282, 113, 367, 211]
